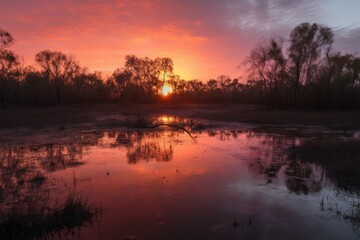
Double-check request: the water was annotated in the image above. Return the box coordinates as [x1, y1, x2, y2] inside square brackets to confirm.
[0, 123, 359, 240]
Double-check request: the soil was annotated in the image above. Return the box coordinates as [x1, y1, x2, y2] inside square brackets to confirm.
[1, 104, 360, 130]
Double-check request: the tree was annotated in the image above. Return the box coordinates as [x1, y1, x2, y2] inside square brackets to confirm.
[157, 57, 173, 83]
[22, 67, 51, 105]
[348, 55, 360, 87]
[0, 29, 18, 107]
[328, 53, 360, 107]
[244, 23, 335, 109]
[109, 68, 144, 101]
[244, 38, 287, 108]
[217, 75, 231, 92]
[0, 51, 21, 107]
[288, 23, 333, 108]
[71, 70, 106, 102]
[207, 79, 218, 91]
[123, 55, 174, 97]
[168, 74, 180, 95]
[0, 28, 13, 51]
[35, 50, 80, 104]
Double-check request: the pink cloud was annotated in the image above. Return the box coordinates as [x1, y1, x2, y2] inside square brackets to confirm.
[1, 0, 359, 81]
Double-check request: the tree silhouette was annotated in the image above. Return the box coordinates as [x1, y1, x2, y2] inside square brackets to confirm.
[0, 29, 17, 107]
[123, 55, 174, 97]
[0, 49, 21, 107]
[35, 50, 80, 104]
[0, 28, 13, 51]
[0, 24, 359, 108]
[244, 38, 287, 109]
[288, 23, 333, 108]
[243, 22, 356, 109]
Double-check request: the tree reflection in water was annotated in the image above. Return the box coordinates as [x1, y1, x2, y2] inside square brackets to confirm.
[246, 129, 325, 195]
[0, 132, 104, 239]
[114, 131, 173, 164]
[0, 143, 88, 205]
[205, 128, 325, 195]
[1, 127, 359, 238]
[0, 128, 344, 205]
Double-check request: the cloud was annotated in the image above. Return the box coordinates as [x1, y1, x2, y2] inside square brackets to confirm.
[228, 0, 319, 34]
[1, 0, 360, 80]
[143, 23, 208, 43]
[334, 27, 360, 55]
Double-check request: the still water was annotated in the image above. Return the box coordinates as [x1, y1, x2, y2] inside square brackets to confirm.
[0, 121, 359, 239]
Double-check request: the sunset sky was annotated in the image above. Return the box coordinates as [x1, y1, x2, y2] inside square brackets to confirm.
[1, 0, 360, 81]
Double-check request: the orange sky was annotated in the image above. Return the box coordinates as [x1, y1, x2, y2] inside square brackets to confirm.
[1, 0, 360, 81]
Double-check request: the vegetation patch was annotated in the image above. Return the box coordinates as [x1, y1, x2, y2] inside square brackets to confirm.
[0, 193, 99, 240]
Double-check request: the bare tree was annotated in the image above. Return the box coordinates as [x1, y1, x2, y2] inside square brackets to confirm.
[35, 50, 80, 104]
[244, 38, 287, 108]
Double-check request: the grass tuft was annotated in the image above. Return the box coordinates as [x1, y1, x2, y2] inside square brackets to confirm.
[0, 193, 98, 239]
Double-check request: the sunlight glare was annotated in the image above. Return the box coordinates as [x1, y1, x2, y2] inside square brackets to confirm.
[159, 115, 174, 123]
[161, 84, 173, 96]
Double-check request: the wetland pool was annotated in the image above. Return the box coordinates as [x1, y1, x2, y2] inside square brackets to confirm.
[1, 121, 360, 240]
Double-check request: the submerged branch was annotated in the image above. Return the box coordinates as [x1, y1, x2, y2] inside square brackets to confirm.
[145, 123, 197, 142]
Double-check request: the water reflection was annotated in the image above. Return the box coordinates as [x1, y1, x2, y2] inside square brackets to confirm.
[246, 131, 293, 181]
[0, 128, 354, 200]
[0, 134, 103, 239]
[114, 131, 173, 164]
[127, 141, 173, 164]
[0, 127, 359, 239]
[243, 129, 328, 195]
[285, 157, 324, 195]
[0, 143, 86, 204]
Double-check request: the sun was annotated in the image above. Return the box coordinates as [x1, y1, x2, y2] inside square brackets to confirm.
[161, 84, 173, 96]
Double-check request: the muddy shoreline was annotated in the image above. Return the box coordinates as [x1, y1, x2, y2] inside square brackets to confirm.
[1, 104, 360, 130]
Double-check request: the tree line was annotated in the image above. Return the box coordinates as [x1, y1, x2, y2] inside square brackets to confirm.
[0, 23, 359, 109]
[244, 23, 360, 109]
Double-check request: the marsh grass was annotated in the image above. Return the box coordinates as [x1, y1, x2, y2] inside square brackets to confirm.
[0, 193, 98, 240]
[294, 138, 360, 191]
[343, 202, 360, 236]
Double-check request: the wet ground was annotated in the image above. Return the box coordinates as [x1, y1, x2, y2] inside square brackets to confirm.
[1, 115, 360, 239]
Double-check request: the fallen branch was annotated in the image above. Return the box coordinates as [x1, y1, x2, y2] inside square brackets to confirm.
[144, 124, 197, 142]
